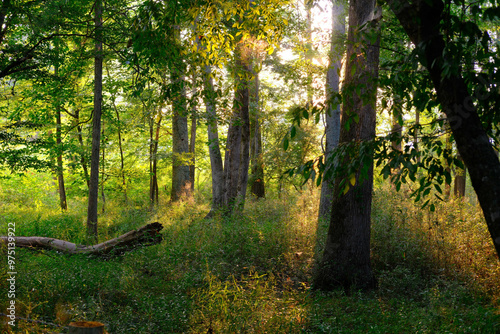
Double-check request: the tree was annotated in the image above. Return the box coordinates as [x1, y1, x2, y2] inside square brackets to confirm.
[318, 0, 345, 221]
[388, 0, 500, 258]
[314, 0, 381, 291]
[249, 65, 265, 198]
[87, 0, 103, 241]
[170, 57, 192, 202]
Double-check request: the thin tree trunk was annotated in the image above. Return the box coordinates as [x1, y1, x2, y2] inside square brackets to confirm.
[389, 0, 500, 257]
[314, 0, 380, 292]
[454, 152, 466, 198]
[414, 108, 420, 163]
[101, 123, 106, 214]
[305, 0, 313, 107]
[189, 110, 196, 194]
[153, 114, 162, 204]
[318, 0, 344, 221]
[444, 133, 452, 198]
[249, 69, 265, 198]
[72, 108, 90, 188]
[107, 66, 128, 203]
[87, 0, 103, 242]
[55, 87, 68, 210]
[149, 106, 162, 207]
[203, 64, 225, 215]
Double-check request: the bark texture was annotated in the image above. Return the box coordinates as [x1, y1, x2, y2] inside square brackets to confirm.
[170, 64, 191, 202]
[389, 0, 500, 257]
[249, 71, 265, 199]
[318, 0, 344, 221]
[204, 65, 225, 214]
[87, 0, 103, 242]
[314, 0, 380, 292]
[224, 48, 251, 214]
[0, 223, 163, 256]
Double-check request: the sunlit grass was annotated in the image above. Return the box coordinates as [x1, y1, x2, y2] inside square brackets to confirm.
[1, 175, 499, 333]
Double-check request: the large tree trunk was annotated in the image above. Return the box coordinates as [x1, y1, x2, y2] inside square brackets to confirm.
[224, 47, 251, 214]
[249, 69, 265, 198]
[170, 28, 191, 202]
[318, 0, 344, 221]
[171, 74, 191, 202]
[389, 0, 500, 257]
[1, 223, 163, 256]
[314, 0, 380, 292]
[87, 0, 103, 242]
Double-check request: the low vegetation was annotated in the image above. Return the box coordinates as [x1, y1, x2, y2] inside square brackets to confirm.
[0, 175, 499, 333]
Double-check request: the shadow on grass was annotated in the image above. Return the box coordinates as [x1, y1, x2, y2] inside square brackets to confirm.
[1, 190, 500, 333]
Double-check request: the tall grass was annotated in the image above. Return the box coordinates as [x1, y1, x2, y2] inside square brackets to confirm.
[1, 176, 499, 333]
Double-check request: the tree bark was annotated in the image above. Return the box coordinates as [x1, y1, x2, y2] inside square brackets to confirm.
[454, 153, 466, 198]
[189, 111, 196, 194]
[249, 69, 265, 198]
[108, 65, 128, 203]
[224, 47, 251, 214]
[170, 28, 191, 202]
[56, 105, 68, 211]
[87, 0, 103, 242]
[53, 32, 67, 211]
[100, 123, 106, 214]
[149, 109, 162, 207]
[74, 109, 90, 188]
[0, 223, 163, 256]
[389, 0, 500, 257]
[203, 65, 225, 215]
[318, 0, 344, 221]
[314, 0, 380, 292]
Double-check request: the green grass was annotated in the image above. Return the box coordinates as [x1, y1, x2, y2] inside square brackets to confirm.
[1, 179, 499, 333]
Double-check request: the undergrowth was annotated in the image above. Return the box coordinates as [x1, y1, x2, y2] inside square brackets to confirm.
[0, 179, 499, 333]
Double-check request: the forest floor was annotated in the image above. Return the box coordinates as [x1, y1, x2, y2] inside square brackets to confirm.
[1, 180, 500, 333]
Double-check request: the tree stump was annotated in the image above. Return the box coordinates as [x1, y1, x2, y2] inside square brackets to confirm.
[68, 321, 105, 334]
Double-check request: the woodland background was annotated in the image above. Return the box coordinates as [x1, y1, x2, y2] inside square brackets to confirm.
[1, 0, 500, 332]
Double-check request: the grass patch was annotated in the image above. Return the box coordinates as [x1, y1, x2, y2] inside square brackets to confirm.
[1, 181, 499, 333]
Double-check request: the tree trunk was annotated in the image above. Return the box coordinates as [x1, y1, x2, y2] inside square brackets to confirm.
[1, 223, 163, 256]
[454, 153, 466, 198]
[414, 108, 420, 163]
[87, 0, 103, 242]
[54, 34, 67, 211]
[56, 106, 68, 211]
[149, 109, 162, 207]
[203, 65, 225, 215]
[389, 0, 500, 257]
[74, 109, 90, 188]
[224, 47, 251, 214]
[318, 0, 344, 221]
[108, 66, 128, 203]
[171, 75, 191, 202]
[314, 0, 380, 292]
[170, 28, 191, 202]
[305, 0, 313, 107]
[249, 69, 265, 198]
[100, 124, 106, 214]
[189, 111, 196, 194]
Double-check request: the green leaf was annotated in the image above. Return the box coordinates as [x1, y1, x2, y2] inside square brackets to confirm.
[283, 136, 289, 151]
[290, 125, 296, 138]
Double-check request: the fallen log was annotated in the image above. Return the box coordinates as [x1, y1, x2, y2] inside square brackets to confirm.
[0, 222, 163, 256]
